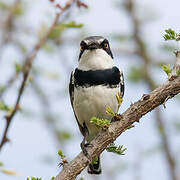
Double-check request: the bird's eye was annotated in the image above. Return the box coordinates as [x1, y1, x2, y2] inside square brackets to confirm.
[104, 43, 108, 49]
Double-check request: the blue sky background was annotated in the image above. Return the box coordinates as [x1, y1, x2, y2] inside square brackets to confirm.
[0, 0, 180, 180]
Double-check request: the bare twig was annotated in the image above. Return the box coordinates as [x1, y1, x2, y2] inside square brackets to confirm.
[55, 75, 180, 180]
[0, 0, 76, 152]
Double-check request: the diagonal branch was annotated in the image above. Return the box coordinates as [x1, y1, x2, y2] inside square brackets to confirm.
[55, 75, 180, 180]
[0, 0, 76, 152]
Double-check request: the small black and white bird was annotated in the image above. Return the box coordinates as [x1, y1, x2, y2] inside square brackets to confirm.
[69, 36, 124, 174]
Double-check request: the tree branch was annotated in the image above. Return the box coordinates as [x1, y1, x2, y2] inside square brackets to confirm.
[0, 0, 76, 152]
[55, 75, 180, 180]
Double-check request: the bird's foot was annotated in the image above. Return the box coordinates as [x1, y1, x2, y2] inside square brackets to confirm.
[111, 114, 123, 122]
[81, 142, 93, 157]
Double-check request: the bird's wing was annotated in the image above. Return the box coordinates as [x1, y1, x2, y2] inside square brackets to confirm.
[119, 70, 125, 98]
[69, 71, 86, 136]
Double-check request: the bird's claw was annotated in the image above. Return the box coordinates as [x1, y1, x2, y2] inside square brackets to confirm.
[81, 142, 93, 156]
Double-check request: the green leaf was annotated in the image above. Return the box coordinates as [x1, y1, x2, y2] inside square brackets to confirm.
[91, 157, 98, 165]
[56, 130, 71, 141]
[0, 162, 4, 167]
[106, 143, 127, 155]
[0, 86, 5, 93]
[90, 117, 111, 128]
[62, 21, 83, 28]
[106, 106, 115, 116]
[115, 90, 123, 113]
[51, 177, 55, 180]
[0, 101, 11, 112]
[0, 2, 9, 10]
[48, 21, 83, 39]
[48, 25, 65, 39]
[15, 62, 22, 73]
[128, 66, 145, 82]
[163, 29, 179, 41]
[13, 4, 24, 15]
[176, 70, 180, 76]
[162, 64, 172, 76]
[30, 177, 42, 180]
[42, 43, 54, 53]
[58, 149, 66, 159]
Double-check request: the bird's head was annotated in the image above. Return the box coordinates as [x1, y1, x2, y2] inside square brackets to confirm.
[78, 36, 114, 71]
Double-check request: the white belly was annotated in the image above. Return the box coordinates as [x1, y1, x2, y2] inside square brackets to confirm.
[73, 85, 119, 142]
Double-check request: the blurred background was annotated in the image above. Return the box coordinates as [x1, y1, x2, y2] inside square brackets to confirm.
[0, 0, 180, 180]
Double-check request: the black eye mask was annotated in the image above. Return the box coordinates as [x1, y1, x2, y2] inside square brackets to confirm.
[78, 39, 113, 60]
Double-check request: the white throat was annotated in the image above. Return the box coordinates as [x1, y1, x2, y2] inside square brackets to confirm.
[78, 49, 114, 71]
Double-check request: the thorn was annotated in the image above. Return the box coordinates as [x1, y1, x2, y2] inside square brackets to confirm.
[142, 94, 150, 100]
[58, 162, 63, 168]
[112, 114, 123, 122]
[163, 102, 166, 109]
[58, 159, 68, 168]
[5, 137, 10, 143]
[163, 95, 173, 109]
[16, 104, 21, 110]
[169, 75, 176, 81]
[130, 102, 134, 107]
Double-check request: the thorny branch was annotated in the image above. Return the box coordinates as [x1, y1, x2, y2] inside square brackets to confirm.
[124, 0, 178, 179]
[55, 70, 180, 180]
[0, 0, 76, 152]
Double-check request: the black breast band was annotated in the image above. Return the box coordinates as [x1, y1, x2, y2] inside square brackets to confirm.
[74, 66, 120, 87]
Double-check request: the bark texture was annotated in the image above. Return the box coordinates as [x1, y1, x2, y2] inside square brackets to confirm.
[55, 76, 180, 180]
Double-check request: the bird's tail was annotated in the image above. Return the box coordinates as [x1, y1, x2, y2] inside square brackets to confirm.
[88, 156, 101, 174]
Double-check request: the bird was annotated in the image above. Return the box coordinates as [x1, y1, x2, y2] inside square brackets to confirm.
[69, 36, 124, 174]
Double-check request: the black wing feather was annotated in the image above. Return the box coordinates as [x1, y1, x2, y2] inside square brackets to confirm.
[69, 71, 86, 136]
[120, 70, 125, 98]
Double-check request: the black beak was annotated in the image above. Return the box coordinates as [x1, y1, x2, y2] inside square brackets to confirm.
[88, 43, 99, 50]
